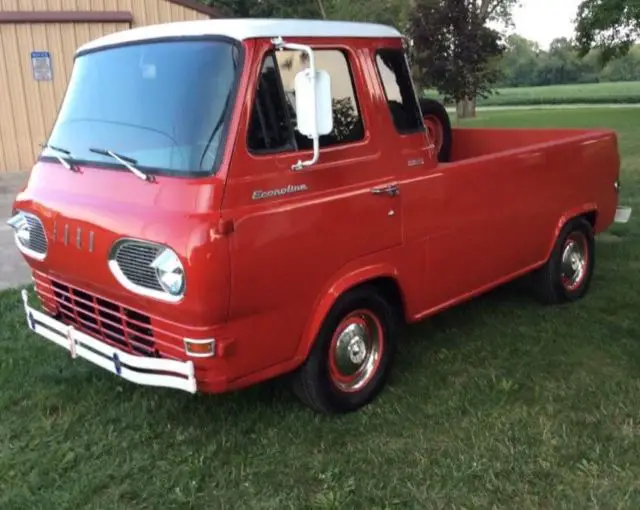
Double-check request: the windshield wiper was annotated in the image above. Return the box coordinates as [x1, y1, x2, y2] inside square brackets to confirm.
[41, 143, 77, 171]
[89, 148, 153, 182]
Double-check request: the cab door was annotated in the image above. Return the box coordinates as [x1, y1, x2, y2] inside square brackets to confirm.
[217, 40, 403, 375]
[370, 45, 436, 314]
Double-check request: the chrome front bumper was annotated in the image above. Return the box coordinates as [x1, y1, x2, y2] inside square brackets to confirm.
[21, 289, 197, 393]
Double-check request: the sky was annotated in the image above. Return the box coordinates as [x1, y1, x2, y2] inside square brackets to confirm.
[503, 0, 583, 49]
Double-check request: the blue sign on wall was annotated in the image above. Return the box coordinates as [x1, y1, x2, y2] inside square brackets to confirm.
[31, 51, 52, 81]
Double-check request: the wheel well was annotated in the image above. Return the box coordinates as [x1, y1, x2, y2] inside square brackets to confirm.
[358, 277, 406, 323]
[583, 210, 598, 230]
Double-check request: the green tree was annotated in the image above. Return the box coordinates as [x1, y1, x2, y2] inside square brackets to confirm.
[408, 0, 518, 118]
[324, 0, 409, 27]
[575, 0, 640, 63]
[493, 32, 640, 87]
[498, 34, 541, 86]
[201, 0, 408, 25]
[495, 34, 606, 87]
[543, 38, 583, 84]
[201, 0, 323, 18]
[600, 44, 640, 80]
[579, 47, 604, 83]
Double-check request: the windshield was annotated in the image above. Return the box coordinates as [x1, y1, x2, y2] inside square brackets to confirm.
[42, 39, 240, 176]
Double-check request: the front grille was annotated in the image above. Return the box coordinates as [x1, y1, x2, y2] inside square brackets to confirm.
[114, 241, 164, 292]
[51, 280, 159, 357]
[21, 213, 48, 254]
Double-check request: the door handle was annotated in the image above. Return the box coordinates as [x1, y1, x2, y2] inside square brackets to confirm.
[371, 184, 400, 197]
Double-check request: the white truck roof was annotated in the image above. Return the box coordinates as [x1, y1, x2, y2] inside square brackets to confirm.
[77, 18, 404, 54]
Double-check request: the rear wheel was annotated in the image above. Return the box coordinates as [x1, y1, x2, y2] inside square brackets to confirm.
[292, 285, 398, 414]
[531, 217, 595, 304]
[419, 98, 452, 162]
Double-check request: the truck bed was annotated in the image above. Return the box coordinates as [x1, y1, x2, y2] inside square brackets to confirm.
[448, 127, 616, 162]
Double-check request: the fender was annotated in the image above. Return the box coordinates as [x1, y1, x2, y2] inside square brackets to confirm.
[294, 262, 401, 362]
[546, 202, 598, 260]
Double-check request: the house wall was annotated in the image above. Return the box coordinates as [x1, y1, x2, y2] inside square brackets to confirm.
[0, 0, 209, 172]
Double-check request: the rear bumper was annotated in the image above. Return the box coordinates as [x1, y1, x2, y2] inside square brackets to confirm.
[21, 289, 197, 393]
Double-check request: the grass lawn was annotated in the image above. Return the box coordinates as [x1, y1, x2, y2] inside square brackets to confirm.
[1, 108, 639, 508]
[425, 80, 640, 106]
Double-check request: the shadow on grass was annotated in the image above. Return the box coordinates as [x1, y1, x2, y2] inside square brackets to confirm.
[159, 275, 545, 423]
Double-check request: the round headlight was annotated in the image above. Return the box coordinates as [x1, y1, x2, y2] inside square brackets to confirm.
[150, 248, 185, 296]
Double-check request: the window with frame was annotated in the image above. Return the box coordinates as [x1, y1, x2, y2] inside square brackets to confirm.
[246, 53, 297, 153]
[247, 49, 365, 153]
[375, 49, 424, 134]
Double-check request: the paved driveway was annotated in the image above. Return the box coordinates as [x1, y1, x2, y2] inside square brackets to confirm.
[0, 172, 31, 291]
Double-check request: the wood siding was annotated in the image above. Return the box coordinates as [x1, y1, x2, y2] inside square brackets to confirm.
[0, 0, 209, 172]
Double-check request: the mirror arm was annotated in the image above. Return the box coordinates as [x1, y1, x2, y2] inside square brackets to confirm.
[271, 37, 319, 171]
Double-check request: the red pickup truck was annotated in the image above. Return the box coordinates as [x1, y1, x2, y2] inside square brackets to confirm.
[8, 19, 632, 414]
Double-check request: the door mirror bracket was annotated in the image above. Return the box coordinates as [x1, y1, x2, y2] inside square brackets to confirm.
[271, 36, 333, 171]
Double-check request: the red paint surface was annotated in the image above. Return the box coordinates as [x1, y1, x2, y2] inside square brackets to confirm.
[12, 36, 620, 394]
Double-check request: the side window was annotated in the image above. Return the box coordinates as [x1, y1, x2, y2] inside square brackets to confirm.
[375, 49, 424, 134]
[247, 49, 365, 154]
[276, 49, 365, 149]
[247, 54, 296, 153]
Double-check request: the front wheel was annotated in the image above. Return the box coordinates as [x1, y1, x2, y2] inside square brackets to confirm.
[292, 286, 398, 414]
[531, 217, 595, 304]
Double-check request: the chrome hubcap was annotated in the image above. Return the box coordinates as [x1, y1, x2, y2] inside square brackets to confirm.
[561, 235, 587, 289]
[347, 335, 367, 364]
[330, 312, 383, 392]
[334, 323, 369, 375]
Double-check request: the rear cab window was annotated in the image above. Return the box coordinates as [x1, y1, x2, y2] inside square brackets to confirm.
[375, 48, 424, 134]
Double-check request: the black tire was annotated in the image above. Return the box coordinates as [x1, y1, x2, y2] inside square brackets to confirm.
[531, 217, 595, 305]
[419, 98, 452, 162]
[292, 285, 399, 414]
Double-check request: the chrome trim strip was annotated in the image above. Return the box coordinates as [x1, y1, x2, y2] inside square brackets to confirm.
[13, 235, 47, 261]
[108, 238, 185, 303]
[8, 211, 48, 261]
[108, 259, 183, 303]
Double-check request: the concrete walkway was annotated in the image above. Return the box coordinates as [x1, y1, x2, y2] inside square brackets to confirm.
[1, 172, 31, 291]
